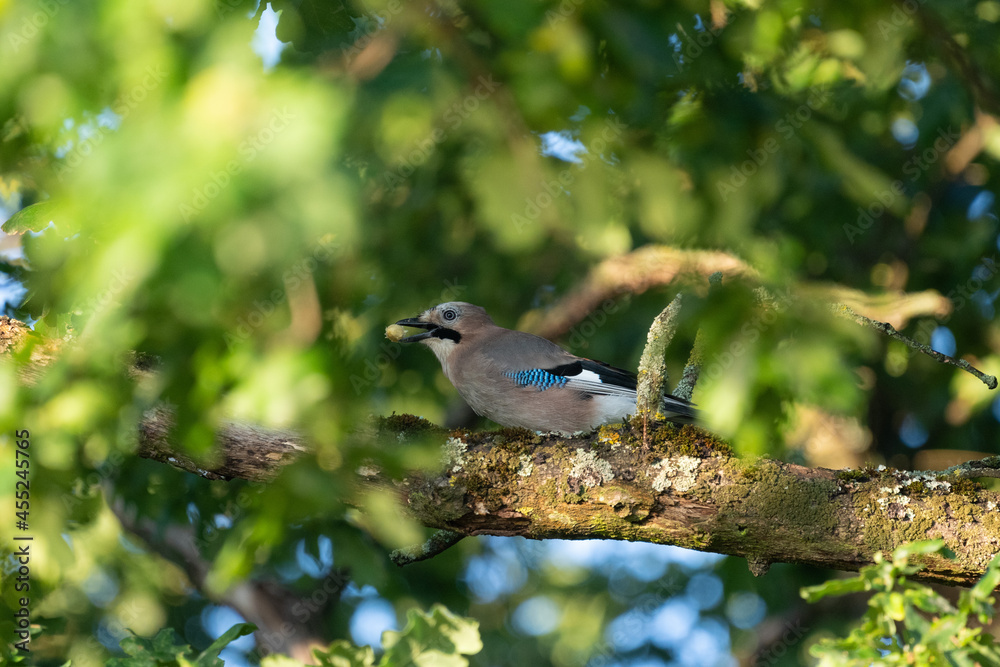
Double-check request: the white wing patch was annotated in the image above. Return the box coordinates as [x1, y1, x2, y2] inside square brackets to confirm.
[591, 394, 639, 424]
[564, 369, 638, 397]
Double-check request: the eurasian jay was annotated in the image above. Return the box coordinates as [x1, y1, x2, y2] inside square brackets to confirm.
[392, 302, 696, 434]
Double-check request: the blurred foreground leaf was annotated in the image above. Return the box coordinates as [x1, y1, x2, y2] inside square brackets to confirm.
[1, 201, 54, 234]
[107, 623, 255, 667]
[803, 541, 1000, 666]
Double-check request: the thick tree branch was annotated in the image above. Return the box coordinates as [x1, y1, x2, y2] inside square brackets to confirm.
[4, 271, 997, 591]
[517, 245, 953, 340]
[109, 495, 336, 661]
[128, 410, 1000, 587]
[518, 246, 757, 339]
[139, 406, 307, 482]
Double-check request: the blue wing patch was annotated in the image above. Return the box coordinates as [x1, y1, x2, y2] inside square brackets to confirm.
[504, 369, 568, 391]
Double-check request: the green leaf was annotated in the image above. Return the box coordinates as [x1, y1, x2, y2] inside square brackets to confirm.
[108, 628, 194, 667]
[1, 201, 54, 234]
[262, 656, 311, 667]
[271, 606, 478, 667]
[968, 550, 1000, 605]
[105, 625, 255, 667]
[892, 539, 945, 561]
[800, 575, 867, 602]
[116, 632, 148, 657]
[886, 591, 905, 621]
[312, 641, 377, 667]
[199, 622, 256, 662]
[380, 604, 482, 667]
[971, 639, 1000, 665]
[151, 627, 191, 660]
[805, 541, 1000, 665]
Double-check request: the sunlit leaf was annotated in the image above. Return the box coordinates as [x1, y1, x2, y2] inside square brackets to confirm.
[1, 201, 54, 234]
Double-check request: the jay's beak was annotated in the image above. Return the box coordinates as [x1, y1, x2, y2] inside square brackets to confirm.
[394, 317, 439, 343]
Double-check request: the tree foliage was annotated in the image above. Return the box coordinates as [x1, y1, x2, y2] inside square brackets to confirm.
[804, 540, 1000, 666]
[87, 606, 481, 667]
[1, 0, 999, 664]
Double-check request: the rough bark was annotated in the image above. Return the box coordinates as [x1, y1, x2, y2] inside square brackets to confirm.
[634, 294, 683, 422]
[139, 406, 306, 482]
[515, 245, 953, 339]
[5, 313, 1000, 587]
[131, 408, 1000, 587]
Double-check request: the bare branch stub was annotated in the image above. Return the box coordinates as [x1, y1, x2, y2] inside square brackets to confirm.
[837, 304, 998, 390]
[676, 271, 723, 401]
[390, 529, 465, 566]
[636, 294, 685, 421]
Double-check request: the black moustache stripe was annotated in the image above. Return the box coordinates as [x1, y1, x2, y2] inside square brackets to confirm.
[433, 328, 461, 343]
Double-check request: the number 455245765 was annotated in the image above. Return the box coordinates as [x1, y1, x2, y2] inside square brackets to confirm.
[15, 429, 30, 530]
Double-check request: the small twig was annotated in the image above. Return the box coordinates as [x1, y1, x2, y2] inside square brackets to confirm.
[675, 336, 703, 403]
[636, 294, 685, 444]
[389, 529, 464, 566]
[943, 456, 1000, 479]
[915, 5, 1000, 119]
[676, 272, 723, 400]
[836, 305, 997, 390]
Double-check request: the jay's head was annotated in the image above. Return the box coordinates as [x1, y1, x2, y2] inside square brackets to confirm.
[394, 301, 494, 358]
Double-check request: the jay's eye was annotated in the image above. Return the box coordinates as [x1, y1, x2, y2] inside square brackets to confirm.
[394, 301, 696, 434]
